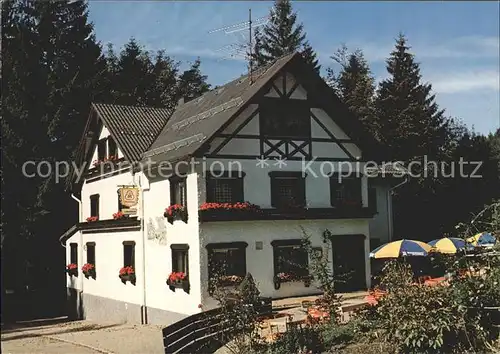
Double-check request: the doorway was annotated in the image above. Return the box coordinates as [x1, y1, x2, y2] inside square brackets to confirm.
[331, 234, 367, 292]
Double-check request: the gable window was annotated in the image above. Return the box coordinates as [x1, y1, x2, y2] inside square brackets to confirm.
[260, 99, 311, 138]
[170, 177, 187, 207]
[206, 172, 245, 203]
[271, 240, 309, 289]
[123, 241, 135, 268]
[86, 242, 96, 265]
[108, 137, 118, 158]
[330, 174, 362, 208]
[70, 243, 78, 265]
[97, 139, 107, 161]
[90, 194, 99, 218]
[207, 242, 247, 289]
[269, 171, 306, 209]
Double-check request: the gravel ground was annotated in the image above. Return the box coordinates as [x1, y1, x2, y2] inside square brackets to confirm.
[1, 318, 165, 354]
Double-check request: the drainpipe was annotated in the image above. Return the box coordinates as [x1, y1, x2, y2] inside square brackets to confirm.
[71, 193, 84, 319]
[387, 176, 409, 241]
[137, 173, 150, 324]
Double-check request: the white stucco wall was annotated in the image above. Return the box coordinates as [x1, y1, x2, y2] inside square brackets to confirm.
[199, 219, 371, 304]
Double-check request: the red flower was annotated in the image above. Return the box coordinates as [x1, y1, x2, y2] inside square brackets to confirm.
[199, 202, 260, 211]
[86, 216, 98, 222]
[119, 266, 135, 276]
[165, 204, 185, 216]
[168, 271, 187, 283]
[113, 211, 126, 220]
[66, 263, 78, 270]
[81, 263, 94, 272]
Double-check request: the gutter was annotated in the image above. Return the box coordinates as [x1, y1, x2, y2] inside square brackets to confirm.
[71, 193, 84, 310]
[387, 176, 409, 241]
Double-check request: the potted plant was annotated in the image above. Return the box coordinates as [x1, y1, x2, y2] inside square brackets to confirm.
[119, 266, 136, 285]
[86, 216, 98, 222]
[113, 211, 127, 220]
[66, 263, 78, 277]
[164, 204, 187, 224]
[82, 263, 96, 279]
[167, 271, 189, 293]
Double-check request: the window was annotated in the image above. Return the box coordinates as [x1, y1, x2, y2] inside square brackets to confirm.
[270, 171, 306, 208]
[260, 99, 311, 138]
[86, 242, 96, 265]
[368, 185, 377, 213]
[171, 244, 189, 275]
[207, 242, 247, 280]
[206, 172, 244, 203]
[97, 139, 107, 161]
[108, 137, 118, 158]
[272, 240, 309, 278]
[330, 174, 362, 207]
[90, 194, 99, 218]
[70, 243, 78, 265]
[170, 177, 187, 207]
[123, 241, 135, 268]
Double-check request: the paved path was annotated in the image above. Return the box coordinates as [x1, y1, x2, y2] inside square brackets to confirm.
[1, 318, 165, 354]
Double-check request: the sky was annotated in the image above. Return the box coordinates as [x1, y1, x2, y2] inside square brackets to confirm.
[88, 1, 500, 135]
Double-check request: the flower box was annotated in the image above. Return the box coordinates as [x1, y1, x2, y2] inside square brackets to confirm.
[119, 266, 136, 285]
[66, 263, 78, 277]
[273, 273, 311, 290]
[113, 211, 127, 220]
[199, 202, 262, 220]
[164, 204, 188, 224]
[92, 155, 119, 168]
[82, 263, 96, 279]
[167, 272, 190, 293]
[86, 216, 98, 222]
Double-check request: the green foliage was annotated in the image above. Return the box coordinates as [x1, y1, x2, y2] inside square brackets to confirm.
[265, 325, 323, 354]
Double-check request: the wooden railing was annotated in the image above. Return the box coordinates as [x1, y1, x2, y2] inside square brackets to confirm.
[163, 298, 272, 354]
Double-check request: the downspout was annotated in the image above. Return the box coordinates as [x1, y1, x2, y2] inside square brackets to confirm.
[137, 174, 150, 324]
[71, 193, 84, 319]
[387, 176, 409, 241]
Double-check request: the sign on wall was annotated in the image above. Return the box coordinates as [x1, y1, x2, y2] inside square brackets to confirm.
[118, 186, 139, 215]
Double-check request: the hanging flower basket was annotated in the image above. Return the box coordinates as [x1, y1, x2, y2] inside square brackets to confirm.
[113, 211, 127, 220]
[119, 266, 136, 285]
[166, 272, 190, 293]
[86, 216, 98, 222]
[82, 263, 96, 279]
[164, 204, 187, 224]
[66, 263, 78, 277]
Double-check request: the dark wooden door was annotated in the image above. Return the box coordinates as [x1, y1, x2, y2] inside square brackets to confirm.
[331, 235, 367, 292]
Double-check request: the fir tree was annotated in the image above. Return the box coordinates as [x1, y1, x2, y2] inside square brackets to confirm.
[177, 58, 210, 102]
[375, 34, 450, 161]
[327, 45, 378, 138]
[253, 0, 320, 73]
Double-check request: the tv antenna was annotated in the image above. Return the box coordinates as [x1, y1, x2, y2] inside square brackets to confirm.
[209, 9, 269, 84]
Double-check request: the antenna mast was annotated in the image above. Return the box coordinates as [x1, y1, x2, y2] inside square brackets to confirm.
[248, 8, 253, 84]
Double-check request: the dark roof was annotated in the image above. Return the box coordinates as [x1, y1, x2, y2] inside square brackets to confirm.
[143, 53, 297, 163]
[92, 103, 173, 162]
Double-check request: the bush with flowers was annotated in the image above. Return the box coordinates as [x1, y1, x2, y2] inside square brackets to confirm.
[66, 263, 78, 277]
[119, 266, 136, 284]
[167, 271, 189, 293]
[86, 216, 98, 222]
[82, 263, 96, 279]
[113, 211, 127, 220]
[164, 204, 187, 223]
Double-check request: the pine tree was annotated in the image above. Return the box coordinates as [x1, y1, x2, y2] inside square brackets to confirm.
[149, 50, 179, 109]
[375, 34, 450, 161]
[177, 58, 210, 102]
[327, 45, 377, 138]
[253, 0, 320, 73]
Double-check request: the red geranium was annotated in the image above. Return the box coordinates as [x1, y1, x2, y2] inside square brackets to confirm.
[119, 266, 135, 276]
[81, 263, 94, 272]
[168, 271, 187, 283]
[93, 156, 119, 167]
[67, 263, 78, 270]
[86, 216, 98, 222]
[165, 204, 185, 216]
[113, 211, 126, 220]
[66, 263, 78, 276]
[199, 202, 260, 211]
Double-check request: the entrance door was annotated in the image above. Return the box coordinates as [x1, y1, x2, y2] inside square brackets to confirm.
[331, 235, 367, 292]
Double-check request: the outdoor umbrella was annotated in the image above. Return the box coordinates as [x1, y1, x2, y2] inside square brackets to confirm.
[467, 232, 496, 247]
[428, 237, 472, 254]
[369, 239, 433, 259]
